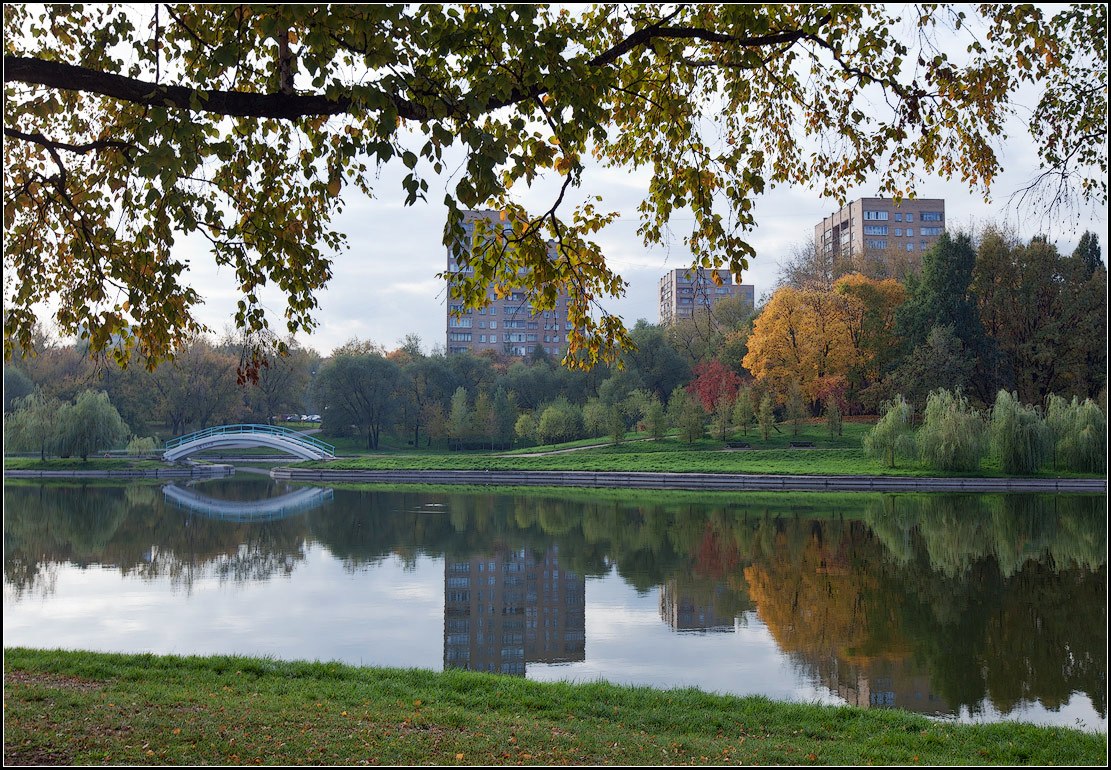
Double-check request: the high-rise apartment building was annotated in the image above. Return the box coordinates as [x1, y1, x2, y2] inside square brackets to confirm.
[446, 210, 572, 358]
[814, 197, 946, 277]
[658, 268, 755, 326]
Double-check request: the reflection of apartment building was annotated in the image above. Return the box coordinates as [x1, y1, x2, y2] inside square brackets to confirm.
[446, 210, 572, 358]
[444, 544, 585, 675]
[658, 268, 755, 326]
[822, 658, 952, 717]
[814, 197, 946, 278]
[658, 580, 737, 633]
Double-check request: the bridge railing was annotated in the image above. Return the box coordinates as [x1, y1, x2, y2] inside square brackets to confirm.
[163, 423, 335, 458]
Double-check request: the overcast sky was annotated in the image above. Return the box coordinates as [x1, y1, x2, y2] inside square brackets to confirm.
[30, 6, 1107, 360]
[183, 135, 1105, 359]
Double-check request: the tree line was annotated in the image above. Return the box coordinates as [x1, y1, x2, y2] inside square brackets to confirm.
[3, 229, 1106, 459]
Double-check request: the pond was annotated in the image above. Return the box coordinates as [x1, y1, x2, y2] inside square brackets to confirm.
[3, 474, 1106, 733]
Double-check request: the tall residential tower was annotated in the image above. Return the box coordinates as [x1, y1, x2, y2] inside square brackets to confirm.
[445, 210, 572, 358]
[814, 197, 946, 278]
[658, 268, 755, 326]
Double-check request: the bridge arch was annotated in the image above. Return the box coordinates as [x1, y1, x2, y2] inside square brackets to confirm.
[162, 424, 335, 462]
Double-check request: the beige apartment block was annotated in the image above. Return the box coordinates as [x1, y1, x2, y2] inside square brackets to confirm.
[658, 268, 755, 326]
[446, 210, 572, 358]
[814, 197, 946, 279]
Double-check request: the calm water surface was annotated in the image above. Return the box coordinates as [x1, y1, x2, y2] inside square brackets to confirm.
[4, 475, 1106, 733]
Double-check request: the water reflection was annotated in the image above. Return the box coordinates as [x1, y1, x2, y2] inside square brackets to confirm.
[3, 480, 1105, 730]
[163, 482, 334, 521]
[444, 546, 585, 676]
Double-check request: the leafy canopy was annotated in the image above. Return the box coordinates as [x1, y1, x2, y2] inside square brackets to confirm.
[4, 4, 1106, 370]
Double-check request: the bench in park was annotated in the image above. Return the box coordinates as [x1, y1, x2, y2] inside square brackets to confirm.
[788, 441, 816, 448]
[725, 441, 752, 449]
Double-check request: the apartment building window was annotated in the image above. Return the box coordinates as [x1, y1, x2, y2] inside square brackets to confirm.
[449, 332, 472, 342]
[905, 213, 914, 222]
[905, 227, 914, 237]
[864, 225, 888, 235]
[448, 318, 472, 328]
[920, 241, 928, 250]
[489, 306, 497, 315]
[920, 226, 943, 236]
[906, 243, 914, 251]
[489, 334, 497, 343]
[894, 228, 903, 236]
[920, 212, 942, 221]
[865, 239, 888, 249]
[863, 210, 889, 220]
[895, 213, 903, 221]
[479, 334, 487, 343]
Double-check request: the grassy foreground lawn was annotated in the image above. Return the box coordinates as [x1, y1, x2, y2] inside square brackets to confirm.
[4, 649, 1104, 766]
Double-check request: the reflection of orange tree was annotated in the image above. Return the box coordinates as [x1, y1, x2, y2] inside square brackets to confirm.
[743, 520, 915, 665]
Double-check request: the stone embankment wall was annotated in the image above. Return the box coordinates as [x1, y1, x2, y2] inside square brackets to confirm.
[269, 467, 1107, 493]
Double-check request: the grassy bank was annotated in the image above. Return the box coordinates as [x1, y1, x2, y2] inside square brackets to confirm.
[3, 457, 170, 471]
[4, 649, 1105, 766]
[298, 437, 1098, 479]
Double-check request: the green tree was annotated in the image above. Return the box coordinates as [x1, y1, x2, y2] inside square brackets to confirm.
[4, 391, 63, 460]
[644, 397, 668, 440]
[917, 388, 987, 472]
[757, 393, 776, 442]
[893, 232, 999, 405]
[606, 404, 627, 445]
[3, 365, 34, 413]
[731, 388, 755, 437]
[1046, 394, 1107, 473]
[667, 387, 705, 444]
[8, 5, 1102, 369]
[786, 381, 807, 436]
[491, 388, 518, 449]
[447, 387, 472, 450]
[471, 390, 494, 449]
[862, 395, 914, 468]
[536, 398, 583, 445]
[973, 231, 1107, 403]
[315, 352, 401, 450]
[514, 412, 538, 446]
[989, 390, 1051, 474]
[55, 390, 130, 461]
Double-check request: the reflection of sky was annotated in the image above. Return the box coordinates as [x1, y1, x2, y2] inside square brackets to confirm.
[3, 546, 442, 670]
[6, 551, 1104, 734]
[526, 571, 840, 708]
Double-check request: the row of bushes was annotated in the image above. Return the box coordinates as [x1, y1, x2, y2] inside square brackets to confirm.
[864, 389, 1106, 474]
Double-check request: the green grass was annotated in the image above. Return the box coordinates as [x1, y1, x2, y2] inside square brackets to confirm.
[3, 457, 170, 471]
[294, 437, 1099, 478]
[4, 648, 1104, 766]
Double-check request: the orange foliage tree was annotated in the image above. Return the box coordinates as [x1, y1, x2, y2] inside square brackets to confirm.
[742, 276, 905, 412]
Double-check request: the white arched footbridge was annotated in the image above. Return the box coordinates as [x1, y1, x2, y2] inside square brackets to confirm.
[162, 424, 335, 462]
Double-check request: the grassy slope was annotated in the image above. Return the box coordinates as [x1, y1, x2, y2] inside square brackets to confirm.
[297, 436, 1097, 479]
[4, 648, 1105, 766]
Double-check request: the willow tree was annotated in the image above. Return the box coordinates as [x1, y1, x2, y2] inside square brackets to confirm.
[4, 4, 1106, 371]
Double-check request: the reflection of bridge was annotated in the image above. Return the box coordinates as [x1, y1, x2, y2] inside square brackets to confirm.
[162, 483, 334, 522]
[162, 424, 335, 462]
